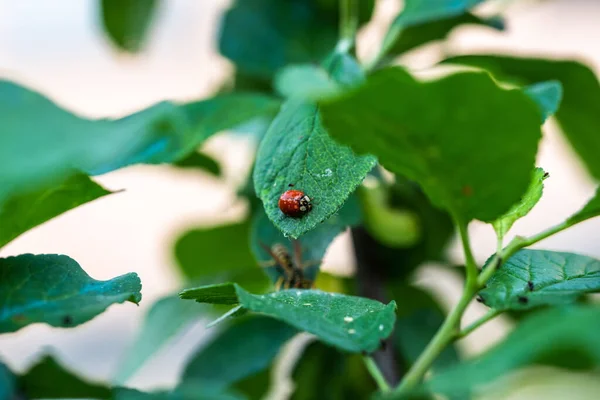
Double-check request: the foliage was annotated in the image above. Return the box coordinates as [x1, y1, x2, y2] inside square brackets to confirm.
[3, 0, 600, 399]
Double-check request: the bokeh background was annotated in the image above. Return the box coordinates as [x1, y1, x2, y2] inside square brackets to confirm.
[1, 0, 600, 398]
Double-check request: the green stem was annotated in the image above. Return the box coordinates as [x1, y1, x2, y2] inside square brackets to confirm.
[338, 0, 358, 53]
[457, 309, 501, 339]
[363, 355, 391, 393]
[457, 219, 478, 287]
[395, 285, 477, 393]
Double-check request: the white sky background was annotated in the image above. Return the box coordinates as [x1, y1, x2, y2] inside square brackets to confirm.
[0, 0, 599, 397]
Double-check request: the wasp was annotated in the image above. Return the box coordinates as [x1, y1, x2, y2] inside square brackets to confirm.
[259, 240, 319, 290]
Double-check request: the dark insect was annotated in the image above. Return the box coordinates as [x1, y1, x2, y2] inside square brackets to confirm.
[288, 183, 295, 187]
[62, 315, 73, 326]
[278, 189, 312, 218]
[543, 172, 550, 179]
[476, 296, 485, 303]
[518, 296, 529, 304]
[259, 240, 319, 290]
[527, 281, 534, 291]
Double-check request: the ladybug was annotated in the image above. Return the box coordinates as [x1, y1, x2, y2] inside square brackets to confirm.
[278, 189, 312, 218]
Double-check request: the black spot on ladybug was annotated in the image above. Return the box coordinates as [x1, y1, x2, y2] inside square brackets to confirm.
[518, 296, 529, 304]
[62, 315, 73, 326]
[527, 281, 534, 291]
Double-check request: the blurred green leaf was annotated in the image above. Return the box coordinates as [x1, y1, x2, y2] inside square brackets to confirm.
[391, 286, 460, 373]
[428, 305, 600, 397]
[0, 254, 141, 333]
[479, 249, 600, 311]
[114, 294, 207, 385]
[219, 0, 374, 79]
[381, 0, 485, 56]
[387, 13, 503, 57]
[114, 386, 246, 400]
[0, 362, 16, 400]
[568, 187, 600, 225]
[17, 355, 111, 399]
[524, 81, 563, 123]
[182, 316, 297, 391]
[250, 194, 361, 284]
[0, 80, 279, 206]
[291, 341, 346, 400]
[443, 55, 600, 180]
[180, 283, 239, 305]
[320, 68, 542, 223]
[174, 152, 222, 176]
[492, 168, 547, 240]
[174, 221, 257, 281]
[0, 173, 114, 249]
[254, 99, 375, 238]
[100, 0, 160, 52]
[235, 286, 397, 353]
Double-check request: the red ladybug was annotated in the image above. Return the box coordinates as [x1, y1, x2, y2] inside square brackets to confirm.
[278, 189, 312, 218]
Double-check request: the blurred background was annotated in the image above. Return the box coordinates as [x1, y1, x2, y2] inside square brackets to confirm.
[1, 0, 599, 398]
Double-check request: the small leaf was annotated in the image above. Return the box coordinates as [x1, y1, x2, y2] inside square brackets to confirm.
[114, 294, 207, 385]
[17, 355, 111, 399]
[100, 0, 160, 52]
[388, 13, 503, 57]
[254, 99, 376, 238]
[479, 249, 600, 311]
[251, 194, 361, 284]
[381, 0, 485, 54]
[182, 316, 297, 390]
[174, 152, 221, 176]
[492, 168, 547, 240]
[567, 186, 600, 225]
[235, 285, 397, 353]
[0, 254, 141, 333]
[428, 305, 600, 397]
[179, 283, 239, 305]
[320, 68, 542, 223]
[524, 81, 563, 122]
[0, 173, 114, 249]
[174, 221, 257, 281]
[443, 55, 600, 180]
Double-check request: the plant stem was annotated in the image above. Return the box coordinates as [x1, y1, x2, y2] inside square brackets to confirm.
[457, 309, 501, 339]
[363, 356, 391, 393]
[395, 284, 477, 393]
[456, 219, 478, 287]
[338, 0, 358, 53]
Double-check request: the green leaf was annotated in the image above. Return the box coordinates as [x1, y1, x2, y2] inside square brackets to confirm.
[0, 173, 114, 249]
[479, 249, 600, 311]
[320, 68, 542, 222]
[17, 355, 111, 399]
[218, 0, 374, 79]
[100, 0, 160, 52]
[381, 0, 485, 54]
[0, 80, 279, 206]
[250, 194, 361, 284]
[443, 55, 600, 180]
[182, 316, 297, 390]
[174, 152, 221, 176]
[387, 13, 503, 57]
[567, 187, 600, 225]
[0, 254, 141, 333]
[179, 283, 239, 305]
[291, 342, 348, 400]
[254, 99, 376, 238]
[114, 294, 207, 385]
[235, 285, 397, 353]
[428, 305, 600, 397]
[492, 168, 547, 240]
[174, 221, 257, 281]
[524, 81, 563, 123]
[114, 386, 246, 400]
